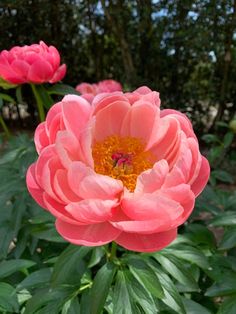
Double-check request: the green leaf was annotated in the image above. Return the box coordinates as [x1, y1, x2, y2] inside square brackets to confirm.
[127, 272, 157, 314]
[149, 260, 186, 314]
[0, 259, 36, 279]
[24, 286, 74, 314]
[185, 224, 216, 248]
[127, 256, 163, 299]
[210, 212, 236, 226]
[182, 298, 212, 314]
[88, 247, 105, 268]
[153, 253, 198, 290]
[163, 245, 209, 269]
[0, 282, 19, 313]
[62, 297, 80, 314]
[51, 245, 90, 286]
[90, 262, 116, 314]
[217, 297, 236, 314]
[211, 170, 234, 184]
[47, 84, 80, 96]
[0, 92, 16, 104]
[17, 268, 52, 291]
[34, 84, 54, 109]
[201, 134, 220, 144]
[113, 270, 134, 314]
[223, 132, 234, 148]
[205, 274, 236, 297]
[219, 226, 236, 250]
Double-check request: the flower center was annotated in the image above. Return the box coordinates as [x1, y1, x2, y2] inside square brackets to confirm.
[92, 135, 153, 191]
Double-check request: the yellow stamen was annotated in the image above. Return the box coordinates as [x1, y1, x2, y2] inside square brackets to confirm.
[92, 135, 153, 191]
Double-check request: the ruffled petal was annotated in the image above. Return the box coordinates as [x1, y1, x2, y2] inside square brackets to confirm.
[115, 228, 177, 252]
[56, 220, 121, 246]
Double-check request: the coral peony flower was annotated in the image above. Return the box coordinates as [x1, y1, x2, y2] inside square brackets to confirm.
[76, 79, 122, 103]
[26, 86, 210, 252]
[0, 41, 66, 84]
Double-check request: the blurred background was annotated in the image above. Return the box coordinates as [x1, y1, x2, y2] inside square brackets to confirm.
[1, 0, 236, 133]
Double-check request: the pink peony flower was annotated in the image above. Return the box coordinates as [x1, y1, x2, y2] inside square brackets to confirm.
[26, 86, 210, 252]
[76, 79, 122, 103]
[0, 41, 66, 84]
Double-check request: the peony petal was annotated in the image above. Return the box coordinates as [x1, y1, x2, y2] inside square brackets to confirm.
[94, 100, 130, 141]
[34, 122, 49, 154]
[115, 228, 177, 252]
[49, 64, 66, 83]
[135, 160, 169, 193]
[191, 156, 210, 197]
[43, 193, 86, 225]
[67, 161, 93, 197]
[26, 164, 46, 208]
[79, 173, 123, 200]
[55, 220, 121, 246]
[121, 101, 159, 144]
[28, 59, 54, 83]
[121, 192, 183, 222]
[65, 198, 119, 223]
[62, 95, 91, 139]
[53, 169, 79, 203]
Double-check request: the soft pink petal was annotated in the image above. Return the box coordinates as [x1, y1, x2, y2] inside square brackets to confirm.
[191, 156, 210, 196]
[55, 130, 81, 169]
[65, 198, 119, 223]
[135, 160, 169, 193]
[67, 161, 93, 197]
[115, 228, 177, 252]
[11, 60, 29, 79]
[34, 123, 49, 154]
[92, 93, 128, 115]
[26, 164, 46, 208]
[94, 100, 130, 141]
[79, 173, 123, 200]
[55, 220, 121, 246]
[121, 192, 183, 222]
[43, 193, 86, 225]
[53, 169, 79, 203]
[121, 101, 159, 143]
[62, 95, 91, 139]
[161, 109, 196, 139]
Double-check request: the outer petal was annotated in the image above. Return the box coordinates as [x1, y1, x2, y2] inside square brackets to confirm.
[49, 64, 66, 83]
[115, 228, 177, 252]
[26, 164, 46, 208]
[55, 220, 121, 246]
[191, 156, 210, 197]
[34, 122, 49, 154]
[28, 59, 53, 83]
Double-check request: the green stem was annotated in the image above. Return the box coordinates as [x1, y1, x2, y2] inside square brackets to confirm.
[0, 115, 11, 138]
[30, 84, 45, 122]
[110, 242, 117, 260]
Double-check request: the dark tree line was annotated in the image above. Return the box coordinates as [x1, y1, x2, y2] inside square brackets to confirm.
[0, 0, 236, 132]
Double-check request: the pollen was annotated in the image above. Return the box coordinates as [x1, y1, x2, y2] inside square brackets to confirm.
[92, 135, 153, 191]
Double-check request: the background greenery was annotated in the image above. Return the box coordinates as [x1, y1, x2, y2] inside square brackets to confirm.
[1, 0, 236, 132]
[0, 1, 236, 313]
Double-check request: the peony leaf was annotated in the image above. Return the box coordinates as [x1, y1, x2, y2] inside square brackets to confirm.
[0, 259, 35, 279]
[47, 83, 80, 96]
[0, 282, 19, 313]
[51, 245, 90, 286]
[127, 256, 164, 299]
[90, 262, 116, 314]
[153, 253, 198, 290]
